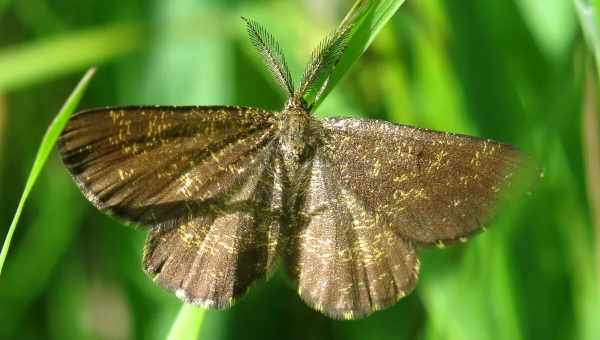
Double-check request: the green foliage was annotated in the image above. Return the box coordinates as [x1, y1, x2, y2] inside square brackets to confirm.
[0, 25, 139, 92]
[166, 305, 205, 340]
[312, 0, 407, 110]
[576, 0, 600, 74]
[0, 0, 597, 340]
[0, 0, 8, 15]
[574, 3, 600, 340]
[0, 68, 95, 277]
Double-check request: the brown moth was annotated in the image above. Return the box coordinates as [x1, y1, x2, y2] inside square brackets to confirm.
[58, 18, 536, 319]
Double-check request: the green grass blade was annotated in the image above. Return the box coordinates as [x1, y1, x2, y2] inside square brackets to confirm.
[166, 305, 205, 340]
[312, 0, 406, 110]
[0, 67, 96, 277]
[0, 24, 140, 91]
[575, 0, 600, 75]
[569, 3, 600, 340]
[515, 0, 576, 60]
[582, 72, 600, 340]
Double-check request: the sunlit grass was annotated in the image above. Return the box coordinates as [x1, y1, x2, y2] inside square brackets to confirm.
[574, 3, 600, 340]
[0, 26, 138, 91]
[0, 68, 96, 277]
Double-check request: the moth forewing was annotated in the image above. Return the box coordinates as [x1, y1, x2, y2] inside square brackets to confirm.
[58, 106, 278, 228]
[318, 118, 539, 246]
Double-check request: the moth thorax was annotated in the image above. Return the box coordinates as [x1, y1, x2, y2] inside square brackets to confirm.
[279, 109, 315, 170]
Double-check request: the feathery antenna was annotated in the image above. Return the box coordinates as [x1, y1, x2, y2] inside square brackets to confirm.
[297, 24, 352, 105]
[242, 17, 295, 97]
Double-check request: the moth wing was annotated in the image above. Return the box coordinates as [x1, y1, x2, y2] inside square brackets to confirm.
[143, 149, 283, 307]
[59, 106, 276, 228]
[60, 106, 284, 306]
[319, 118, 537, 245]
[285, 151, 420, 319]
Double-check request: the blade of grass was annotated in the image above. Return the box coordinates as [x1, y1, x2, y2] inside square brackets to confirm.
[0, 24, 140, 91]
[585, 65, 600, 271]
[0, 95, 5, 161]
[515, 0, 576, 60]
[166, 305, 205, 340]
[0, 164, 84, 335]
[573, 2, 600, 340]
[575, 0, 600, 287]
[312, 0, 406, 110]
[575, 0, 600, 76]
[582, 67, 600, 333]
[0, 67, 96, 277]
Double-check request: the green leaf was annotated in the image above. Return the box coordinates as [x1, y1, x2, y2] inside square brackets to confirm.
[166, 305, 205, 340]
[312, 0, 406, 110]
[0, 67, 96, 277]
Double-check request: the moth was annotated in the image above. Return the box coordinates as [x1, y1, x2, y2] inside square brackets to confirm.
[58, 18, 535, 319]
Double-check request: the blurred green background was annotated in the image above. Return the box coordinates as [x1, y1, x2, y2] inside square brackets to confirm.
[1, 0, 598, 339]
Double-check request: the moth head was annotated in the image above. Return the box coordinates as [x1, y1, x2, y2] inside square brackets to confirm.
[285, 96, 309, 112]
